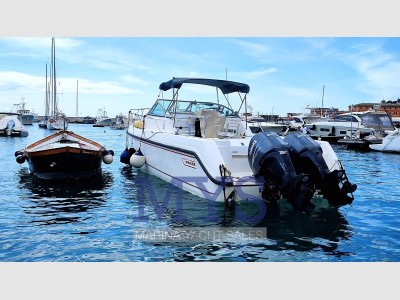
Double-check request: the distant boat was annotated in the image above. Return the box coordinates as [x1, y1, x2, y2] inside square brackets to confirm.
[82, 116, 96, 124]
[46, 37, 69, 131]
[306, 109, 393, 142]
[38, 118, 48, 129]
[33, 113, 40, 123]
[246, 116, 287, 134]
[93, 108, 113, 127]
[15, 130, 114, 180]
[110, 113, 126, 130]
[11, 98, 34, 125]
[0, 115, 29, 137]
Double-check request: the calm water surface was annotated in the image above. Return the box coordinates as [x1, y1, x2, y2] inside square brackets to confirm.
[0, 124, 399, 261]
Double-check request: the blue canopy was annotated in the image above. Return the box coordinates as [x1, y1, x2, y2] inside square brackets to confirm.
[159, 78, 250, 94]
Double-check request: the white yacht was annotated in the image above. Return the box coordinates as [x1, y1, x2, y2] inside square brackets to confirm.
[247, 116, 287, 134]
[369, 125, 400, 153]
[120, 78, 357, 211]
[305, 110, 392, 140]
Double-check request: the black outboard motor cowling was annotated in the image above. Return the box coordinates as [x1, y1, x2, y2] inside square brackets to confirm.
[284, 133, 357, 206]
[248, 132, 314, 211]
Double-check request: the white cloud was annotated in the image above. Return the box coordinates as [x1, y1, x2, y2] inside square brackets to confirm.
[231, 39, 271, 58]
[119, 75, 148, 86]
[231, 68, 278, 80]
[336, 41, 400, 99]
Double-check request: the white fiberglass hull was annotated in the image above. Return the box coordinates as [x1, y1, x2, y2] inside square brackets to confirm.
[369, 129, 400, 153]
[47, 119, 68, 130]
[127, 128, 262, 202]
[307, 121, 373, 137]
[126, 127, 343, 203]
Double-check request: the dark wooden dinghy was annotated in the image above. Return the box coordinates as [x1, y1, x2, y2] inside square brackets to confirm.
[15, 130, 114, 180]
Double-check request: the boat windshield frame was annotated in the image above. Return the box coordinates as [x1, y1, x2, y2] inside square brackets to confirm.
[147, 99, 238, 118]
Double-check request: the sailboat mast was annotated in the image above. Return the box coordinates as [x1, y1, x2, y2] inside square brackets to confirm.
[76, 80, 79, 118]
[45, 63, 49, 117]
[321, 84, 325, 117]
[49, 39, 54, 116]
[52, 37, 57, 115]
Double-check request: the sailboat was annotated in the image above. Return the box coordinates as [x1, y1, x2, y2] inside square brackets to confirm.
[39, 63, 50, 129]
[74, 80, 83, 123]
[15, 37, 114, 180]
[46, 37, 68, 130]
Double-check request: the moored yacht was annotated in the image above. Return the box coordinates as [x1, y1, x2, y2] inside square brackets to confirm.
[120, 77, 356, 211]
[369, 125, 400, 153]
[305, 110, 392, 142]
[247, 116, 287, 134]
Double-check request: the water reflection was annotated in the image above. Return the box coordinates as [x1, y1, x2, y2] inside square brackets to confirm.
[17, 167, 114, 226]
[120, 166, 352, 261]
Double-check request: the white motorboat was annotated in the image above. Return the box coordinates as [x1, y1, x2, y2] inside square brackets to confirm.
[305, 110, 392, 141]
[247, 117, 287, 134]
[369, 126, 400, 153]
[0, 115, 29, 137]
[120, 77, 357, 211]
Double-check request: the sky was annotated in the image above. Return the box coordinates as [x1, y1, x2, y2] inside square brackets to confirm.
[1, 1, 399, 119]
[1, 37, 400, 118]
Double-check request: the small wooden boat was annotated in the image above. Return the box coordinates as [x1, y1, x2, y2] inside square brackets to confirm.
[15, 130, 114, 180]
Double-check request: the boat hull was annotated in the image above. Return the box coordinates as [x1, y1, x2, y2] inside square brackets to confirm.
[26, 148, 103, 180]
[127, 130, 263, 203]
[19, 114, 34, 125]
[369, 130, 400, 153]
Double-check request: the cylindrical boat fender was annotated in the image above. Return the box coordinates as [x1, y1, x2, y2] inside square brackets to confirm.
[120, 147, 136, 164]
[102, 150, 114, 164]
[15, 150, 23, 157]
[129, 149, 145, 168]
[134, 120, 144, 129]
[16, 155, 26, 164]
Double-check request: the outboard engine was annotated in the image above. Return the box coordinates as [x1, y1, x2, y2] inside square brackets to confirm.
[248, 132, 314, 211]
[6, 120, 15, 136]
[284, 133, 357, 206]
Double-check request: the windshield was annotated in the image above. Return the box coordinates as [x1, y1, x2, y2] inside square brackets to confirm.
[148, 99, 172, 116]
[333, 115, 359, 122]
[360, 113, 392, 129]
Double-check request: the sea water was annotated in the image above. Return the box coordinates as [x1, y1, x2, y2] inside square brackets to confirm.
[0, 124, 399, 261]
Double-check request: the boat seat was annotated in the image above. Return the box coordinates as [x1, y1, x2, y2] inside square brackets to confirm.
[195, 110, 226, 138]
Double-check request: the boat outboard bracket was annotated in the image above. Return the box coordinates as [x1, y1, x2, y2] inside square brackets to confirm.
[248, 132, 315, 211]
[284, 133, 357, 207]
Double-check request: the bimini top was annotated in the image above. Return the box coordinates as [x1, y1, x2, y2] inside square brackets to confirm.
[159, 78, 250, 94]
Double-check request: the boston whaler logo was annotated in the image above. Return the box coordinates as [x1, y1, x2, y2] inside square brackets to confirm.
[181, 157, 196, 169]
